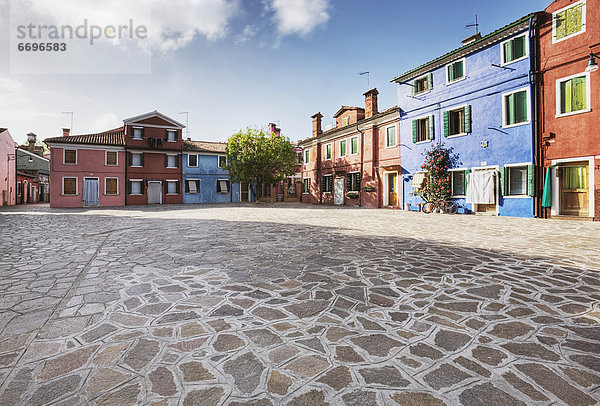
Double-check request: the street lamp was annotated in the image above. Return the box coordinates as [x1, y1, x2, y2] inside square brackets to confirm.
[585, 52, 599, 73]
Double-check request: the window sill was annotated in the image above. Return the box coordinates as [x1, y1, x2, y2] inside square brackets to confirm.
[447, 133, 468, 139]
[414, 90, 432, 96]
[446, 76, 466, 85]
[132, 138, 143, 141]
[556, 109, 591, 118]
[501, 55, 528, 66]
[104, 194, 119, 196]
[503, 195, 530, 199]
[166, 140, 177, 143]
[130, 165, 143, 168]
[61, 194, 78, 196]
[452, 195, 466, 198]
[63, 163, 78, 165]
[166, 167, 177, 169]
[414, 140, 430, 145]
[385, 144, 397, 148]
[186, 192, 199, 194]
[129, 193, 143, 196]
[502, 121, 530, 129]
[217, 192, 229, 194]
[166, 193, 178, 195]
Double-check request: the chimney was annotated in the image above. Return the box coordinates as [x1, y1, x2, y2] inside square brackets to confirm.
[26, 132, 37, 147]
[62, 128, 70, 137]
[363, 88, 379, 119]
[311, 112, 323, 138]
[462, 32, 482, 46]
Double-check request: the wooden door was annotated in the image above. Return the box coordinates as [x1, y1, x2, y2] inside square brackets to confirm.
[559, 164, 588, 216]
[388, 173, 397, 206]
[241, 182, 249, 201]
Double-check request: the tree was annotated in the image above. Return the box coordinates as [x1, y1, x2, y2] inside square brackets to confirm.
[415, 143, 460, 203]
[225, 127, 297, 196]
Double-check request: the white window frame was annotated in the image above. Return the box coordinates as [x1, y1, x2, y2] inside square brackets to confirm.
[62, 176, 78, 195]
[325, 143, 332, 160]
[322, 174, 333, 193]
[105, 150, 118, 166]
[187, 154, 198, 167]
[349, 136, 359, 156]
[414, 114, 432, 144]
[502, 87, 530, 129]
[63, 148, 78, 165]
[445, 104, 469, 138]
[218, 155, 227, 168]
[129, 179, 144, 195]
[385, 125, 397, 148]
[186, 178, 200, 194]
[304, 149, 310, 164]
[342, 117, 349, 127]
[552, 0, 586, 44]
[166, 179, 178, 195]
[445, 58, 466, 84]
[104, 177, 119, 195]
[302, 178, 311, 194]
[166, 129, 177, 142]
[449, 169, 466, 197]
[132, 126, 144, 140]
[555, 71, 591, 118]
[500, 34, 529, 66]
[217, 178, 230, 194]
[166, 154, 178, 169]
[413, 74, 431, 95]
[504, 162, 532, 199]
[339, 139, 347, 157]
[130, 152, 143, 167]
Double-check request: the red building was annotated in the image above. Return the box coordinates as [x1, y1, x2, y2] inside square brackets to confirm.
[299, 89, 401, 208]
[538, 0, 599, 220]
[124, 111, 185, 205]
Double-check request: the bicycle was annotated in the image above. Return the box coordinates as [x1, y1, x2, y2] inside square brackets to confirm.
[422, 198, 458, 214]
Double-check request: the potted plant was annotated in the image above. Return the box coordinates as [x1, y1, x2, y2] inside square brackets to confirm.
[346, 191, 359, 198]
[361, 186, 375, 192]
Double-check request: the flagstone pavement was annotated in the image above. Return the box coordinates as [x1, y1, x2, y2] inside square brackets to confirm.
[1, 203, 599, 406]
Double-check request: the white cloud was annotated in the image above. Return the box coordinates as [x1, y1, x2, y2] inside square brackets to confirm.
[266, 0, 330, 37]
[234, 25, 258, 45]
[89, 113, 121, 133]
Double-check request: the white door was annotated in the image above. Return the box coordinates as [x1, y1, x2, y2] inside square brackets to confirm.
[334, 177, 345, 205]
[148, 181, 162, 204]
[83, 178, 99, 206]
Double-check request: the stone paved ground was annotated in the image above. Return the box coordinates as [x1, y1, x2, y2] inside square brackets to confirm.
[1, 203, 599, 406]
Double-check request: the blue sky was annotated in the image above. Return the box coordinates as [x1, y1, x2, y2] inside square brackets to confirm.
[0, 0, 550, 145]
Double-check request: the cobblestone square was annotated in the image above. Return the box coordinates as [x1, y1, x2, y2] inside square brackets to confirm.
[1, 203, 599, 405]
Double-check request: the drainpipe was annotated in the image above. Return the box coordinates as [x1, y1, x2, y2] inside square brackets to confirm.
[528, 15, 539, 218]
[356, 123, 365, 207]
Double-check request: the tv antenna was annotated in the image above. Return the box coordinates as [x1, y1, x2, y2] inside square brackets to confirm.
[466, 14, 480, 34]
[359, 71, 370, 88]
[62, 111, 73, 131]
[179, 112, 189, 137]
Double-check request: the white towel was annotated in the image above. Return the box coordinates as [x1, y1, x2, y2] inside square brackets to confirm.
[411, 172, 426, 188]
[466, 170, 496, 204]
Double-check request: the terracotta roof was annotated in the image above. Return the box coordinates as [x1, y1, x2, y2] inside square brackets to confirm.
[184, 140, 227, 153]
[391, 13, 539, 83]
[0, 128, 7, 133]
[44, 127, 125, 146]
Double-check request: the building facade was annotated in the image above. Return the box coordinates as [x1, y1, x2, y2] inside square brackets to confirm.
[182, 140, 243, 204]
[538, 0, 599, 220]
[0, 129, 17, 206]
[393, 15, 540, 218]
[16, 148, 50, 204]
[299, 89, 401, 208]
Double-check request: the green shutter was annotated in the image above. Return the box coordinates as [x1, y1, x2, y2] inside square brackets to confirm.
[515, 91, 528, 124]
[356, 172, 361, 188]
[514, 36, 525, 60]
[322, 177, 326, 191]
[412, 80, 417, 95]
[428, 115, 435, 140]
[426, 73, 433, 90]
[504, 40, 513, 63]
[506, 93, 514, 125]
[572, 76, 587, 111]
[463, 169, 469, 193]
[464, 105, 471, 133]
[443, 111, 449, 138]
[412, 120, 418, 143]
[555, 10, 567, 40]
[561, 79, 571, 114]
[448, 64, 454, 81]
[527, 164, 535, 196]
[499, 167, 506, 196]
[346, 174, 351, 192]
[455, 61, 464, 79]
[566, 5, 582, 36]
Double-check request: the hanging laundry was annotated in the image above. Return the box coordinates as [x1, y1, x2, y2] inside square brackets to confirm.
[466, 170, 496, 204]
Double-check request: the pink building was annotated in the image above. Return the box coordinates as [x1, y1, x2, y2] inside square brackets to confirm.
[45, 128, 126, 208]
[0, 129, 17, 206]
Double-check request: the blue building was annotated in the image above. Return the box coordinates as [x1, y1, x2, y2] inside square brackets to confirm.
[392, 14, 539, 217]
[183, 140, 251, 204]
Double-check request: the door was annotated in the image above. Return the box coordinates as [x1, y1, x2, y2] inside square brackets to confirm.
[241, 182, 249, 201]
[559, 164, 589, 216]
[334, 177, 345, 205]
[148, 181, 162, 204]
[83, 178, 99, 206]
[388, 173, 397, 206]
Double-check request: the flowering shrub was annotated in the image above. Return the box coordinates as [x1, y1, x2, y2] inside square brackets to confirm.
[415, 143, 460, 203]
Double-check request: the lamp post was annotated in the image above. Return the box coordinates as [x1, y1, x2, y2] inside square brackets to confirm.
[585, 52, 599, 73]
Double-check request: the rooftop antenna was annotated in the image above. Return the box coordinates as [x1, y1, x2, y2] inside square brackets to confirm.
[62, 111, 73, 131]
[359, 71, 370, 88]
[179, 112, 189, 137]
[466, 14, 480, 34]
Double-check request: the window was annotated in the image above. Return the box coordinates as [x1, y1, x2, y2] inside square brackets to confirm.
[502, 35, 527, 65]
[386, 126, 397, 147]
[62, 177, 77, 195]
[105, 178, 118, 195]
[446, 59, 465, 83]
[350, 137, 358, 155]
[553, 1, 585, 43]
[217, 179, 230, 194]
[218, 155, 227, 168]
[188, 154, 198, 167]
[503, 89, 529, 127]
[339, 140, 347, 157]
[166, 130, 177, 142]
[346, 172, 361, 192]
[132, 127, 144, 140]
[64, 149, 77, 164]
[186, 179, 199, 194]
[557, 73, 589, 116]
[413, 73, 433, 95]
[322, 175, 333, 193]
[165, 154, 178, 168]
[304, 149, 310, 164]
[129, 180, 143, 195]
[412, 116, 434, 143]
[451, 171, 466, 196]
[342, 117, 349, 127]
[130, 153, 143, 167]
[105, 151, 117, 166]
[444, 106, 471, 137]
[507, 166, 527, 195]
[166, 180, 179, 195]
[302, 178, 311, 194]
[325, 143, 332, 160]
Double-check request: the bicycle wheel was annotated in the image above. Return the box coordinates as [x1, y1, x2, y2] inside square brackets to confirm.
[444, 201, 458, 214]
[422, 202, 436, 213]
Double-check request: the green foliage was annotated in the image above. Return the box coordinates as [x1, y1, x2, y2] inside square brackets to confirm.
[225, 127, 297, 188]
[415, 143, 459, 203]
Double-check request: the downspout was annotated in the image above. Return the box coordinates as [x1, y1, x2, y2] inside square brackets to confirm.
[356, 123, 365, 207]
[125, 148, 128, 206]
[528, 15, 539, 218]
